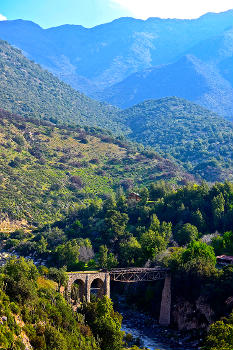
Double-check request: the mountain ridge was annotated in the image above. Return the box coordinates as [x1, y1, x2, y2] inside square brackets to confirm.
[0, 10, 232, 96]
[99, 51, 233, 119]
[1, 38, 233, 184]
[0, 39, 122, 133]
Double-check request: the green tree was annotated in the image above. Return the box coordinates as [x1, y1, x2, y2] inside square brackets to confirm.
[45, 325, 67, 350]
[192, 209, 205, 232]
[98, 245, 118, 269]
[140, 215, 172, 261]
[55, 240, 80, 269]
[47, 267, 68, 292]
[116, 194, 128, 213]
[139, 187, 149, 205]
[36, 236, 48, 254]
[103, 210, 129, 242]
[83, 296, 124, 350]
[3, 257, 38, 303]
[203, 318, 233, 350]
[98, 245, 108, 269]
[180, 241, 216, 277]
[212, 193, 225, 229]
[175, 223, 199, 246]
[119, 237, 142, 266]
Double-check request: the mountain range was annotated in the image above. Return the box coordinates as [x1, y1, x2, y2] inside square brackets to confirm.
[0, 11, 233, 118]
[0, 37, 233, 183]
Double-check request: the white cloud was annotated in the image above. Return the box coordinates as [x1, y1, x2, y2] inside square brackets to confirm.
[111, 0, 233, 19]
[0, 14, 7, 21]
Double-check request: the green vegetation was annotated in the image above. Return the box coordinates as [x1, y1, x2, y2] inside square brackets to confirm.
[0, 257, 100, 350]
[0, 109, 186, 226]
[0, 39, 122, 133]
[4, 180, 233, 272]
[203, 313, 233, 350]
[82, 296, 123, 350]
[1, 30, 233, 350]
[120, 97, 233, 182]
[2, 139, 233, 347]
[2, 39, 233, 185]
[0, 257, 148, 350]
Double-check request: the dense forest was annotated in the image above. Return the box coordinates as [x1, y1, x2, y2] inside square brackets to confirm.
[2, 181, 233, 348]
[3, 180, 233, 270]
[120, 97, 233, 182]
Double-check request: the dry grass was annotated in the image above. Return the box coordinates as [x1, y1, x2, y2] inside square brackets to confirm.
[0, 218, 29, 233]
[37, 276, 57, 290]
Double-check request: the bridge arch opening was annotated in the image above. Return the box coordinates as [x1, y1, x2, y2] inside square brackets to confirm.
[90, 278, 105, 300]
[71, 279, 85, 304]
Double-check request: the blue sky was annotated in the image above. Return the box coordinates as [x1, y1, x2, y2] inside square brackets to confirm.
[0, 0, 232, 28]
[0, 0, 131, 28]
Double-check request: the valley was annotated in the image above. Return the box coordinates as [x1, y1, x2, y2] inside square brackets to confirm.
[0, 7, 233, 350]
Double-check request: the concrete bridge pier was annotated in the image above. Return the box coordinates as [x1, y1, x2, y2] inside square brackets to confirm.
[159, 274, 171, 326]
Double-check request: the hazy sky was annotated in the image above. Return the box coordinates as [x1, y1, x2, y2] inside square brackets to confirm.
[0, 0, 232, 28]
[112, 0, 233, 19]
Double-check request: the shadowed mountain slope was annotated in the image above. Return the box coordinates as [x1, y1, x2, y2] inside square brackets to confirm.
[119, 97, 233, 182]
[99, 27, 233, 119]
[0, 39, 122, 133]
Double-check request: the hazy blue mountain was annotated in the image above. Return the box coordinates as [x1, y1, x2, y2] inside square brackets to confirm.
[1, 38, 233, 182]
[99, 53, 233, 119]
[99, 27, 233, 119]
[187, 26, 233, 63]
[0, 10, 232, 95]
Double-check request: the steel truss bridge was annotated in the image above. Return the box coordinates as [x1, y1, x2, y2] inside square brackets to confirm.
[109, 267, 168, 283]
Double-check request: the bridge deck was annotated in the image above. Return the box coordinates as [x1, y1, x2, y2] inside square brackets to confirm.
[110, 267, 168, 282]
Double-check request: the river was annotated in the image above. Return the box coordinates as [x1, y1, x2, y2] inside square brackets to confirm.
[116, 301, 200, 350]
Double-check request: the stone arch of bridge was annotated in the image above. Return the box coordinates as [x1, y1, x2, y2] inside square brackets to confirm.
[90, 278, 105, 299]
[71, 278, 85, 303]
[67, 272, 110, 303]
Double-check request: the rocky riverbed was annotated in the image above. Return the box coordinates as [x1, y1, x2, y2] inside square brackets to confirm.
[114, 296, 201, 350]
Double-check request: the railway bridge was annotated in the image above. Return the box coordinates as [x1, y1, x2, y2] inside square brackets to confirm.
[67, 267, 171, 326]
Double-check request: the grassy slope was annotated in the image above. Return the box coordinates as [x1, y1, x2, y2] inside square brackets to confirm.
[120, 97, 233, 182]
[0, 109, 188, 226]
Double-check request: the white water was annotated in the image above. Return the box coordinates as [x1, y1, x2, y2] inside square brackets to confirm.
[122, 323, 171, 350]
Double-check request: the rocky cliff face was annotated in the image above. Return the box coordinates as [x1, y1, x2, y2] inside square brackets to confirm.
[172, 296, 215, 331]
